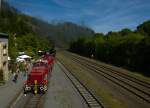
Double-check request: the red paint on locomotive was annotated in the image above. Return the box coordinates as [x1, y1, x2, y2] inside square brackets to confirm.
[24, 54, 55, 94]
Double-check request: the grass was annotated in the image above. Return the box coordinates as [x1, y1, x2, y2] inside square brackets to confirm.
[57, 52, 126, 108]
[68, 51, 150, 82]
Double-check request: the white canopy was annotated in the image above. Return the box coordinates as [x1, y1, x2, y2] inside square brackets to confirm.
[16, 58, 25, 62]
[18, 55, 31, 59]
[38, 50, 43, 53]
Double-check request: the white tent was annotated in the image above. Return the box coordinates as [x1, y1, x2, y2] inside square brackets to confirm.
[18, 55, 31, 59]
[16, 58, 25, 62]
[38, 50, 42, 53]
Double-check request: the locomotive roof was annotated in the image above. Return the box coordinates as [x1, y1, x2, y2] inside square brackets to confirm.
[31, 66, 48, 73]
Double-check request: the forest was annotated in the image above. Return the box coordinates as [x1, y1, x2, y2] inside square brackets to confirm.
[0, 1, 53, 61]
[0, 1, 93, 61]
[69, 20, 150, 76]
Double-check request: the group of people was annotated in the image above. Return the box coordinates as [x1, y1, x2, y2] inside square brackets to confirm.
[12, 61, 30, 83]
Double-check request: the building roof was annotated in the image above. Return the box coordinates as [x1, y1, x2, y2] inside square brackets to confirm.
[0, 33, 8, 38]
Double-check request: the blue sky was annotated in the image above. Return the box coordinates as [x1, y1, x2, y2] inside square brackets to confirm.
[7, 0, 150, 33]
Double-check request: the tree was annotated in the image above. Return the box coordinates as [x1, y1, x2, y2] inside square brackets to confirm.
[69, 20, 150, 76]
[137, 20, 150, 36]
[119, 28, 133, 36]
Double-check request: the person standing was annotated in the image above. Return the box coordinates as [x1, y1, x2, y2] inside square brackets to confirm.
[12, 72, 18, 83]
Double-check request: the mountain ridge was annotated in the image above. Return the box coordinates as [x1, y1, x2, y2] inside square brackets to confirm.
[0, 1, 94, 47]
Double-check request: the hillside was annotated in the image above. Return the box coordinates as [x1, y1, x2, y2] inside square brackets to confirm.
[31, 18, 94, 47]
[0, 1, 53, 59]
[0, 1, 94, 47]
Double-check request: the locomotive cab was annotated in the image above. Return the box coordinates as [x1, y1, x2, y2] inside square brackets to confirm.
[24, 54, 54, 94]
[24, 68, 48, 94]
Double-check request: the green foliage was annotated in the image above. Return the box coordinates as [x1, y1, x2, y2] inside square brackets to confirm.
[15, 34, 53, 58]
[0, 1, 94, 49]
[137, 20, 150, 36]
[8, 33, 18, 60]
[0, 2, 33, 35]
[69, 20, 150, 76]
[0, 1, 53, 60]
[119, 28, 133, 36]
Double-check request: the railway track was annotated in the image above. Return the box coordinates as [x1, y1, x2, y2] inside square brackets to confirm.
[57, 61, 104, 108]
[9, 92, 42, 108]
[69, 52, 150, 88]
[24, 94, 42, 108]
[63, 52, 150, 104]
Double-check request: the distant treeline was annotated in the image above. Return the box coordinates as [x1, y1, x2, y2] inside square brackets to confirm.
[69, 20, 150, 76]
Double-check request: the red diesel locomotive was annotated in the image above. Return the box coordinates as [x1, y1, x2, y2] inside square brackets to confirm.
[24, 54, 54, 94]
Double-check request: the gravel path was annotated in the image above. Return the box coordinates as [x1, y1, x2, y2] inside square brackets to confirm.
[0, 73, 25, 108]
[60, 51, 150, 108]
[43, 63, 88, 108]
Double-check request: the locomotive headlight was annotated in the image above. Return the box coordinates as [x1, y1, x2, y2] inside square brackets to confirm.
[40, 85, 47, 92]
[40, 86, 44, 91]
[25, 85, 31, 91]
